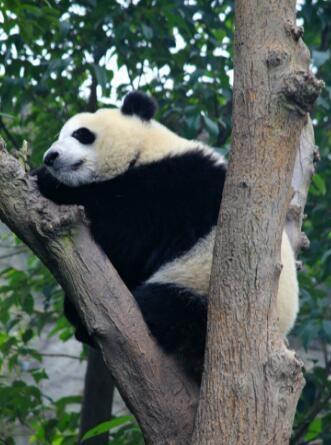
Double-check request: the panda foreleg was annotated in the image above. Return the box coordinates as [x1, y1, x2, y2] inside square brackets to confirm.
[133, 283, 207, 384]
[32, 166, 83, 205]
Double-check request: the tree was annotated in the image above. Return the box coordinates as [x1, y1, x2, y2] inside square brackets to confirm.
[193, 0, 322, 442]
[0, 1, 329, 444]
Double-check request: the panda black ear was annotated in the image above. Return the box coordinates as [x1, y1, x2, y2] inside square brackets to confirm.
[121, 91, 157, 121]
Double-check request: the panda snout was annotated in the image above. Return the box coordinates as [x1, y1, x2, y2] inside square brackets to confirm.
[44, 150, 59, 167]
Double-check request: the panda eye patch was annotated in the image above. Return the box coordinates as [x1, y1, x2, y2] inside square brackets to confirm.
[71, 127, 96, 145]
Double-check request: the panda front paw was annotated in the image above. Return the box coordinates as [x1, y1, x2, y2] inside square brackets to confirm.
[31, 166, 63, 202]
[31, 165, 79, 205]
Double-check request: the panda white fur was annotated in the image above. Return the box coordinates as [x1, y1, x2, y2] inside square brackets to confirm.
[36, 91, 299, 383]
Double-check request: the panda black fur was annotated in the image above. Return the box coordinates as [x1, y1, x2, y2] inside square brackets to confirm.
[35, 91, 299, 383]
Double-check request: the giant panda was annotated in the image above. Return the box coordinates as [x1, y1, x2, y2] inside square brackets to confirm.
[35, 91, 299, 383]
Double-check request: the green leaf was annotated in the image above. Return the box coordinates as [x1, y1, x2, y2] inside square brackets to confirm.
[204, 115, 219, 138]
[59, 20, 71, 37]
[82, 416, 133, 441]
[141, 24, 153, 39]
[22, 293, 34, 314]
[185, 114, 200, 131]
[56, 395, 82, 411]
[30, 368, 48, 383]
[322, 320, 331, 341]
[312, 174, 326, 195]
[93, 64, 108, 96]
[305, 417, 322, 441]
[22, 328, 33, 343]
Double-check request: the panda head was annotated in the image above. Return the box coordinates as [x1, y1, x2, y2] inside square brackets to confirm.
[43, 91, 196, 187]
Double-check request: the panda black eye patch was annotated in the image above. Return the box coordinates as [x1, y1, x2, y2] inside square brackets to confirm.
[71, 127, 96, 145]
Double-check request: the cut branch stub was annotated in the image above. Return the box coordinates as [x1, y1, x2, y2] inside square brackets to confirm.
[283, 71, 325, 114]
[285, 21, 304, 42]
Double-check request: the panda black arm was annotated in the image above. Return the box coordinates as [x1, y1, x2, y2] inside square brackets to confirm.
[32, 166, 84, 205]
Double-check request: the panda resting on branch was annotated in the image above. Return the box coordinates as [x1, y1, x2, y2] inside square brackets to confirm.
[35, 91, 299, 384]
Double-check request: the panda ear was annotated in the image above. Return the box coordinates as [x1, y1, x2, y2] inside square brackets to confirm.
[121, 91, 157, 121]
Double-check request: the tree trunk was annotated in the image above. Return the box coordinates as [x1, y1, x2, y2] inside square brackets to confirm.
[192, 1, 322, 444]
[80, 348, 115, 445]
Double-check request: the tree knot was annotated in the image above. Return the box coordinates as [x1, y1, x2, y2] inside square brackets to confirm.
[283, 71, 324, 115]
[299, 232, 310, 250]
[266, 48, 290, 68]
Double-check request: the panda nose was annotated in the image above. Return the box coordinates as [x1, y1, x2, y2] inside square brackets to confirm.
[44, 151, 59, 166]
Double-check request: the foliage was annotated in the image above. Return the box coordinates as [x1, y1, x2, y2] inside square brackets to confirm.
[0, 0, 330, 444]
[81, 416, 143, 444]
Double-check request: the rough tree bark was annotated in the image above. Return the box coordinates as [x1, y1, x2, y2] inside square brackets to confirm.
[0, 142, 198, 445]
[287, 118, 317, 256]
[192, 2, 323, 445]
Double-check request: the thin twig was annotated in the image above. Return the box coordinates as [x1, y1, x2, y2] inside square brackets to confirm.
[0, 248, 27, 260]
[40, 352, 82, 360]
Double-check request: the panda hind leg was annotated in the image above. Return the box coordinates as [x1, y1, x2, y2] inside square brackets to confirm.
[133, 283, 208, 384]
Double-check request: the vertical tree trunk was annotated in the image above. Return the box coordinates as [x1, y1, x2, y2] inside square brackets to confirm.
[80, 348, 115, 445]
[192, 2, 322, 444]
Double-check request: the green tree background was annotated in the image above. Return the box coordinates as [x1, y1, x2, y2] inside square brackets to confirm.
[0, 1, 330, 444]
